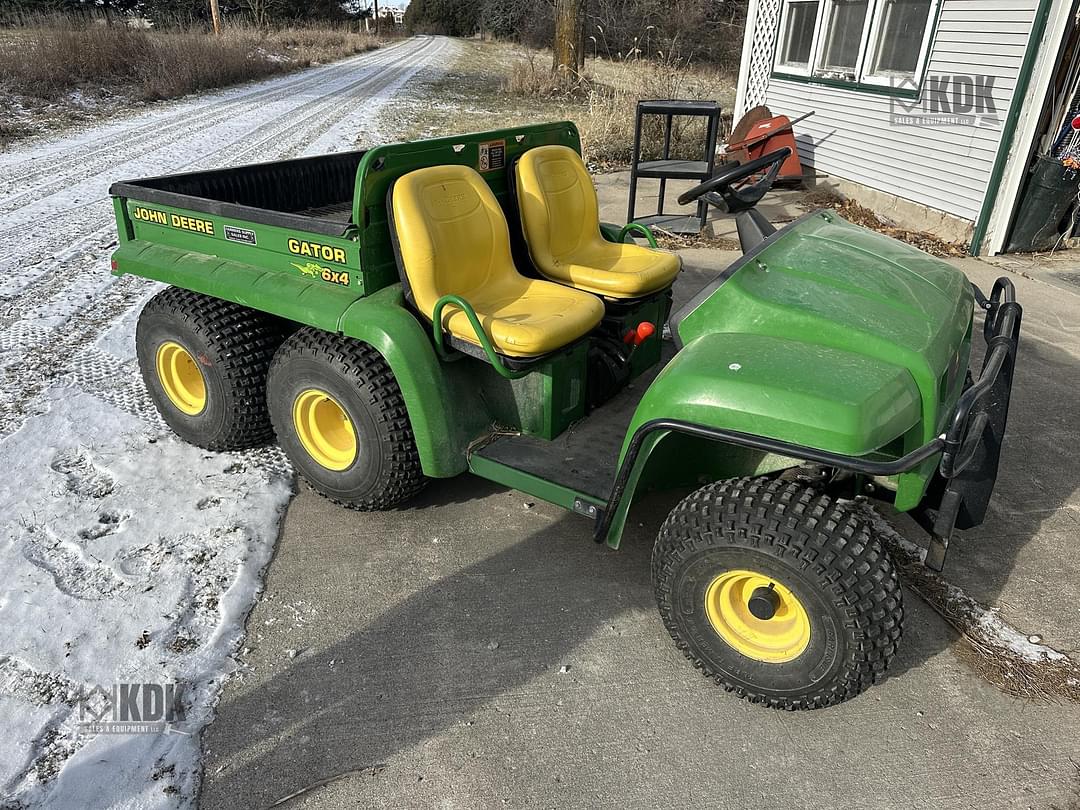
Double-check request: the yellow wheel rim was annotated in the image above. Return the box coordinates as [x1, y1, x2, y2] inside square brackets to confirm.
[155, 341, 207, 416]
[704, 569, 811, 663]
[292, 389, 357, 471]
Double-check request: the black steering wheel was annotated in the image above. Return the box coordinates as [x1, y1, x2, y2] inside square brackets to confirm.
[677, 146, 792, 214]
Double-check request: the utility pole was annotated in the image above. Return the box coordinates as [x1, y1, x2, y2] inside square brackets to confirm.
[209, 0, 222, 35]
[373, 0, 380, 36]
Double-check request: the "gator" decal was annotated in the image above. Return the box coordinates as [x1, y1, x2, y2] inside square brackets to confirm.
[287, 238, 347, 264]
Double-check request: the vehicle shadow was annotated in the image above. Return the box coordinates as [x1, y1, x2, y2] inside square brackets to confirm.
[200, 501, 660, 809]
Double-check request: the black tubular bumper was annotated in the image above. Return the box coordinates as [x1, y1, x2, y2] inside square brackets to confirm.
[917, 276, 1022, 570]
[595, 277, 1022, 572]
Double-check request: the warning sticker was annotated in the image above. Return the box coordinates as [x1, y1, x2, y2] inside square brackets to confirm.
[478, 139, 506, 172]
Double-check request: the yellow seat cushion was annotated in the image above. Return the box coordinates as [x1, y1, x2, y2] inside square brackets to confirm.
[391, 164, 604, 358]
[516, 145, 681, 298]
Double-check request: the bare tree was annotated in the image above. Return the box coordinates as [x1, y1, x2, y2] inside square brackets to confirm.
[239, 0, 275, 27]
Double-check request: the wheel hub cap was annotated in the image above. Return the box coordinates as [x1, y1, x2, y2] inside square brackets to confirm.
[155, 341, 207, 416]
[293, 389, 357, 471]
[704, 569, 811, 663]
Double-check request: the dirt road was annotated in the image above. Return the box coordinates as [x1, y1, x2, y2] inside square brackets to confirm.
[0, 36, 454, 809]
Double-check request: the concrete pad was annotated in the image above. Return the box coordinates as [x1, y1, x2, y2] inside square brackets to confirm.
[984, 249, 1080, 299]
[200, 480, 1080, 809]
[201, 186, 1080, 809]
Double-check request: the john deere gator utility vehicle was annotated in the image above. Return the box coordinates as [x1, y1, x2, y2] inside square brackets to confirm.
[110, 122, 1021, 709]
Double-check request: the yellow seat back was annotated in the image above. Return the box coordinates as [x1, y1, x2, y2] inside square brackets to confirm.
[391, 164, 515, 315]
[390, 163, 606, 359]
[516, 145, 681, 299]
[515, 145, 600, 270]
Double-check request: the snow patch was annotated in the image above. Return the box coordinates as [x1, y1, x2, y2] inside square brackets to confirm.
[0, 394, 291, 807]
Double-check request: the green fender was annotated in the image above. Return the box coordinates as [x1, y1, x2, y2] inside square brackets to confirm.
[337, 286, 468, 477]
[602, 331, 924, 547]
[112, 241, 467, 477]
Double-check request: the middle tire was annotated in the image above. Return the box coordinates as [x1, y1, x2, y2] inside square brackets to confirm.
[267, 327, 426, 510]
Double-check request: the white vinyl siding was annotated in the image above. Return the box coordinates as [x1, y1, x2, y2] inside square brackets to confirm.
[759, 0, 1039, 222]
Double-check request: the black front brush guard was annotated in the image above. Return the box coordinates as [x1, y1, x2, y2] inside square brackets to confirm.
[594, 277, 1022, 572]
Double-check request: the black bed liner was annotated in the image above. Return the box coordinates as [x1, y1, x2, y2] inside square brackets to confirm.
[108, 150, 367, 237]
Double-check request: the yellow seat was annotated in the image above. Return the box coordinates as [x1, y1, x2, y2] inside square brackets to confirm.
[391, 164, 604, 358]
[515, 145, 681, 299]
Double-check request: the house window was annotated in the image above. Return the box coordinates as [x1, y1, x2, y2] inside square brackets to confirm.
[776, 1, 820, 73]
[865, 0, 934, 78]
[817, 1, 870, 79]
[772, 0, 939, 89]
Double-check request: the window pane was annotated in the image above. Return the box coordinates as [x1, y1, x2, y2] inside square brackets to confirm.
[869, 0, 932, 77]
[779, 2, 819, 68]
[817, 0, 869, 76]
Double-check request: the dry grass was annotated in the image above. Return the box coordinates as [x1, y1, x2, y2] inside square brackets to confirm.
[385, 39, 735, 168]
[579, 55, 735, 166]
[504, 47, 736, 166]
[0, 120, 32, 148]
[802, 188, 968, 257]
[653, 231, 741, 251]
[505, 52, 588, 99]
[0, 23, 378, 103]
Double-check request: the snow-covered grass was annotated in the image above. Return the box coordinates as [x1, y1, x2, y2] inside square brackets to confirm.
[0, 36, 455, 809]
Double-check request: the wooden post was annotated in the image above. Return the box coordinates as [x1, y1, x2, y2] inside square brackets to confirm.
[209, 0, 221, 34]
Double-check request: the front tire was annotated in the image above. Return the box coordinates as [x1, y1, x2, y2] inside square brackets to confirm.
[266, 328, 426, 510]
[652, 477, 903, 710]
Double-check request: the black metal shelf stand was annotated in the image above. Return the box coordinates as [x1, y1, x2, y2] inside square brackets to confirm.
[627, 99, 722, 235]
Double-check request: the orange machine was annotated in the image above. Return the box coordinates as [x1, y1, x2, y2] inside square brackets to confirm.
[724, 108, 811, 183]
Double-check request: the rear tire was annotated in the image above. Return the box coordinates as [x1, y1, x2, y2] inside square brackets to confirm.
[135, 287, 286, 450]
[652, 477, 903, 710]
[267, 327, 426, 510]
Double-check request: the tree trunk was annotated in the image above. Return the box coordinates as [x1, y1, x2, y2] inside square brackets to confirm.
[552, 0, 585, 83]
[209, 0, 222, 34]
[578, 0, 588, 65]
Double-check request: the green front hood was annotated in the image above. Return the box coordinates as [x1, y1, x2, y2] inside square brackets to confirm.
[672, 210, 974, 445]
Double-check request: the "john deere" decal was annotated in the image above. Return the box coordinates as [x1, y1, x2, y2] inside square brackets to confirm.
[131, 206, 215, 236]
[291, 262, 350, 287]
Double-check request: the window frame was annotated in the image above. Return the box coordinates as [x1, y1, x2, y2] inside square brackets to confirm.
[812, 0, 875, 82]
[770, 0, 943, 96]
[773, 0, 823, 77]
[859, 0, 939, 88]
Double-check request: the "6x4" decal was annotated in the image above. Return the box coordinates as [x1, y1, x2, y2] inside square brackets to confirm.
[291, 262, 350, 287]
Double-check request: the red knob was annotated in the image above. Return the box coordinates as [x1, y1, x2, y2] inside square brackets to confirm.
[632, 322, 656, 346]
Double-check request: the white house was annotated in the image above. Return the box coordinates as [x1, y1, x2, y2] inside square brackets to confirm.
[734, 0, 1078, 254]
